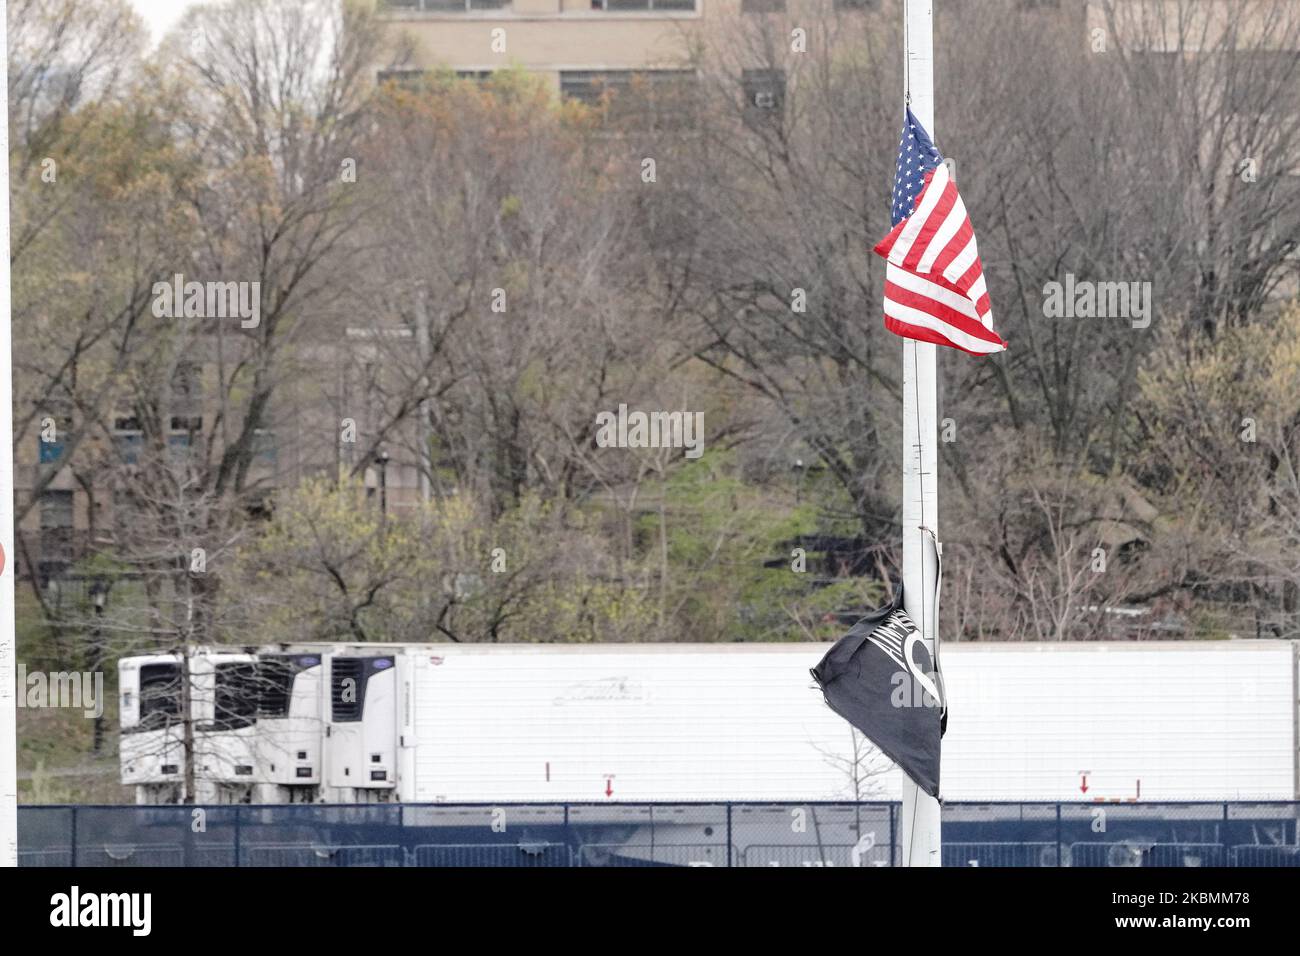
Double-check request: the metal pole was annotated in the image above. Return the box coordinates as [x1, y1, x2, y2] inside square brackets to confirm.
[1221, 801, 1229, 867]
[414, 289, 433, 503]
[726, 803, 732, 868]
[1056, 803, 1063, 867]
[899, 0, 943, 868]
[0, 0, 19, 869]
[889, 801, 897, 866]
[91, 580, 106, 752]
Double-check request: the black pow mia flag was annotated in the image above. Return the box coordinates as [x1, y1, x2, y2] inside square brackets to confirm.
[810, 586, 946, 797]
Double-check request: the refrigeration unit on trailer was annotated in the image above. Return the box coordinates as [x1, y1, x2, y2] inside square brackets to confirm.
[323, 651, 400, 802]
[195, 651, 264, 804]
[118, 643, 384, 804]
[250, 652, 325, 803]
[118, 649, 261, 804]
[119, 653, 186, 804]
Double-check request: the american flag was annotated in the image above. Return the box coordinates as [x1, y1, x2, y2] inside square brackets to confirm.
[873, 109, 1006, 355]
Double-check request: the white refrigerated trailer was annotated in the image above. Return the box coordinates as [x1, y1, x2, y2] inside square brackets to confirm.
[118, 640, 1299, 805]
[118, 649, 262, 804]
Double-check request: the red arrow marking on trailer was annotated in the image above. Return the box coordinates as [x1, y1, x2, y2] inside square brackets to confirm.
[605, 778, 613, 797]
[1079, 775, 1089, 794]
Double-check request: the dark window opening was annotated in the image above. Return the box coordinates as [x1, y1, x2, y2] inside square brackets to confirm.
[256, 657, 296, 719]
[330, 656, 393, 722]
[213, 662, 259, 731]
[138, 663, 182, 732]
[742, 68, 786, 117]
[255, 654, 319, 718]
[331, 657, 366, 722]
[560, 69, 698, 130]
[590, 0, 695, 9]
[381, 0, 511, 11]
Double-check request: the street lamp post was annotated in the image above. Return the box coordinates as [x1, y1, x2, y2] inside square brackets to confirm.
[375, 450, 390, 517]
[89, 577, 108, 753]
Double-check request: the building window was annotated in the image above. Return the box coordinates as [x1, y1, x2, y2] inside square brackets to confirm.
[40, 490, 73, 531]
[39, 489, 75, 573]
[38, 401, 73, 465]
[743, 0, 786, 12]
[589, 0, 696, 11]
[1226, 51, 1300, 117]
[380, 0, 511, 11]
[171, 362, 202, 414]
[560, 70, 697, 128]
[377, 69, 495, 90]
[377, 69, 428, 90]
[742, 68, 786, 114]
[112, 416, 143, 465]
[38, 432, 65, 464]
[167, 433, 193, 454]
[561, 70, 689, 105]
[835, 0, 880, 9]
[253, 428, 278, 467]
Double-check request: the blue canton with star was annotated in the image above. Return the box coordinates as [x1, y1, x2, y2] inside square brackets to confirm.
[891, 108, 945, 226]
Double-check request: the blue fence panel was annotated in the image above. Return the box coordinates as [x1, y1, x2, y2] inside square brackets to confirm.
[18, 806, 74, 867]
[15, 801, 1300, 867]
[414, 843, 570, 867]
[72, 806, 239, 867]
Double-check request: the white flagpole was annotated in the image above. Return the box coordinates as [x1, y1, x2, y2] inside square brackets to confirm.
[0, 0, 19, 868]
[899, 0, 942, 867]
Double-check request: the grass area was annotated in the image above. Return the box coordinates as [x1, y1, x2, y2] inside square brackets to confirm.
[16, 583, 133, 804]
[18, 706, 131, 804]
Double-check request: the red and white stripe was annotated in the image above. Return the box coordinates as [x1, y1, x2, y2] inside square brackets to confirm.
[873, 164, 1005, 355]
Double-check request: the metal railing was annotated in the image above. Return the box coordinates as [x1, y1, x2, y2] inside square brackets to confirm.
[17, 801, 1300, 867]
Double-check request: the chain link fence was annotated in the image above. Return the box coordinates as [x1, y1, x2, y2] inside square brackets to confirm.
[17, 801, 1300, 867]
